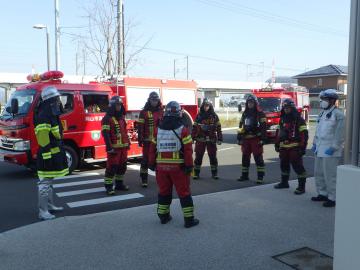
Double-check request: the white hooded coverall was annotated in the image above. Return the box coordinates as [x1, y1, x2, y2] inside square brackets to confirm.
[313, 105, 345, 201]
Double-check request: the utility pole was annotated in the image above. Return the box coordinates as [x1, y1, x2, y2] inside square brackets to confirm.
[173, 59, 176, 79]
[117, 0, 124, 75]
[54, 0, 61, 70]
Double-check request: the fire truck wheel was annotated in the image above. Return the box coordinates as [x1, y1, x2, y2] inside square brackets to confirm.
[63, 145, 79, 174]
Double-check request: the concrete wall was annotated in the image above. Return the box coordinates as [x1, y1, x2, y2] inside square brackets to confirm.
[334, 165, 360, 270]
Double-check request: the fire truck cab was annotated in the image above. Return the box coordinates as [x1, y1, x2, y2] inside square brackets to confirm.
[252, 85, 310, 141]
[0, 71, 198, 173]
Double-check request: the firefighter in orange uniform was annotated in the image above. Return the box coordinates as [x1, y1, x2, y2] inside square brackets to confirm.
[237, 94, 267, 183]
[101, 96, 130, 195]
[149, 101, 199, 228]
[274, 98, 308, 194]
[137, 92, 163, 187]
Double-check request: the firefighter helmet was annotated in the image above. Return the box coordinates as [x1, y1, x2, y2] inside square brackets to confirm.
[321, 89, 339, 100]
[148, 91, 160, 101]
[202, 98, 212, 106]
[164, 101, 182, 117]
[109, 96, 123, 106]
[282, 98, 295, 108]
[41, 86, 60, 101]
[246, 94, 258, 103]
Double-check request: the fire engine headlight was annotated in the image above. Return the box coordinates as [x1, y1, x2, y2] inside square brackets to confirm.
[269, 125, 279, 130]
[13, 140, 31, 151]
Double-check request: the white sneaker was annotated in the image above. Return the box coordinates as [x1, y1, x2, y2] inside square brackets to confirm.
[48, 204, 64, 212]
[39, 210, 55, 221]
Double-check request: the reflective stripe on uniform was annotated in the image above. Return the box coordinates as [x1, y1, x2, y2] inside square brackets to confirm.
[42, 152, 52, 160]
[182, 206, 194, 217]
[257, 166, 265, 172]
[51, 125, 61, 139]
[114, 174, 124, 181]
[35, 124, 51, 147]
[182, 135, 192, 145]
[280, 142, 300, 148]
[298, 125, 307, 132]
[137, 118, 145, 124]
[156, 157, 184, 164]
[50, 147, 60, 154]
[102, 125, 110, 131]
[157, 204, 170, 215]
[37, 168, 69, 178]
[104, 177, 113, 185]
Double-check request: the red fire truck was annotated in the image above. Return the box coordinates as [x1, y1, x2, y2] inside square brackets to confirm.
[0, 71, 198, 173]
[251, 85, 310, 141]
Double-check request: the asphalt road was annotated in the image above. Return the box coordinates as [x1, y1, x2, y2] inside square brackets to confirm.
[0, 128, 316, 233]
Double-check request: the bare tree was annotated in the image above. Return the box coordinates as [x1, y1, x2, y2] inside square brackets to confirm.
[78, 0, 151, 76]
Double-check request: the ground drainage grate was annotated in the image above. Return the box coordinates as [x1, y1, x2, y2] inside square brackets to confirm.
[272, 247, 333, 270]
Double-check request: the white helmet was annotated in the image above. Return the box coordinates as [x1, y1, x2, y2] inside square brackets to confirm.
[41, 86, 60, 101]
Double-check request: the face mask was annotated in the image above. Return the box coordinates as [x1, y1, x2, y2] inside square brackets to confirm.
[320, 100, 329, 109]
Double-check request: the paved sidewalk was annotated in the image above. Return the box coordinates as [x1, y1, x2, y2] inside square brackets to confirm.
[0, 178, 334, 270]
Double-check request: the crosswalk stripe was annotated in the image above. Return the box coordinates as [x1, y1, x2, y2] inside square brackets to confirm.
[67, 193, 144, 208]
[54, 172, 101, 181]
[56, 187, 105, 197]
[127, 164, 156, 176]
[53, 179, 103, 188]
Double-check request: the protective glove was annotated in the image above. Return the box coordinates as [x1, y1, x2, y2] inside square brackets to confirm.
[299, 148, 306, 156]
[325, 147, 336, 156]
[217, 140, 222, 146]
[183, 166, 193, 176]
[311, 144, 317, 153]
[138, 141, 143, 147]
[274, 144, 280, 153]
[237, 140, 243, 146]
[259, 140, 264, 146]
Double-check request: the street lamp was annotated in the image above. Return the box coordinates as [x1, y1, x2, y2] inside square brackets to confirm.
[33, 24, 50, 71]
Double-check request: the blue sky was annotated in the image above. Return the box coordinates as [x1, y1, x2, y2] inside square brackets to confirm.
[0, 0, 351, 81]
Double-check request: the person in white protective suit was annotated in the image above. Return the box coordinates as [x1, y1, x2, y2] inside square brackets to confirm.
[311, 89, 345, 207]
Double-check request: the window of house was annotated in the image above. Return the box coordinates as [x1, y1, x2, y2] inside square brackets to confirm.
[317, 78, 323, 86]
[59, 93, 74, 114]
[83, 94, 109, 113]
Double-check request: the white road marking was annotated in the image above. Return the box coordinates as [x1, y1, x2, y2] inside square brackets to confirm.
[53, 179, 104, 188]
[222, 127, 238, 131]
[67, 193, 144, 208]
[127, 164, 156, 176]
[54, 172, 101, 181]
[56, 187, 106, 197]
[218, 147, 235, 152]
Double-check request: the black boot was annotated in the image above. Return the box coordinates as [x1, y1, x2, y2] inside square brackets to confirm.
[184, 217, 200, 228]
[157, 195, 172, 224]
[274, 175, 289, 189]
[294, 179, 306, 195]
[105, 184, 115, 196]
[323, 199, 336, 207]
[140, 173, 148, 188]
[193, 167, 200, 180]
[211, 166, 219, 180]
[158, 214, 172, 224]
[115, 181, 129, 191]
[180, 195, 199, 228]
[256, 177, 264, 184]
[311, 195, 328, 202]
[237, 172, 249, 181]
[274, 182, 289, 189]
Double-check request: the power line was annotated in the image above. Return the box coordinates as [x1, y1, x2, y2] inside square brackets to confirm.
[195, 0, 347, 37]
[61, 32, 305, 72]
